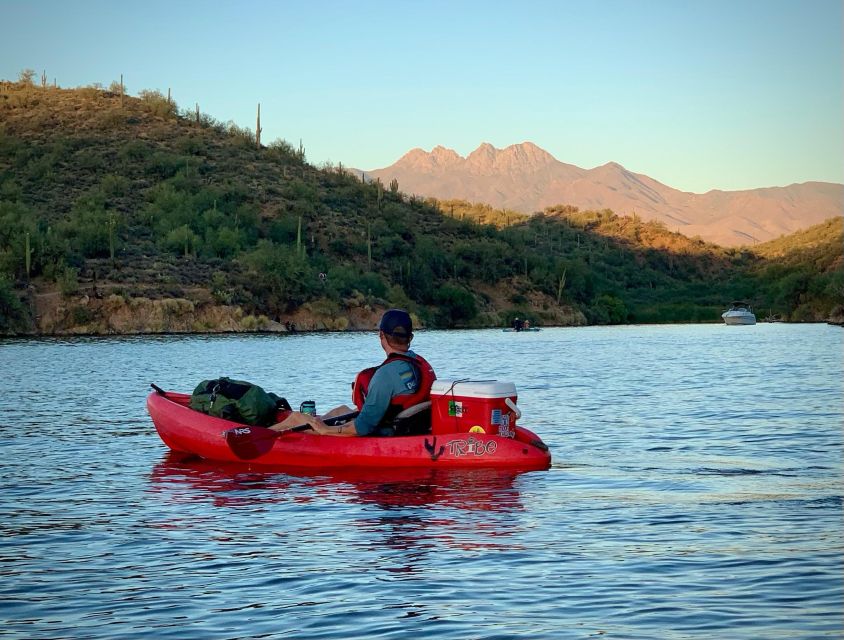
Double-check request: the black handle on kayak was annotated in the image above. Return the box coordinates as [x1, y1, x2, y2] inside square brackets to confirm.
[150, 383, 166, 396]
[321, 410, 359, 426]
[284, 424, 312, 433]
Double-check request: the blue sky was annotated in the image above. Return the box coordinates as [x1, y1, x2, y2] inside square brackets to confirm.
[1, 0, 841, 193]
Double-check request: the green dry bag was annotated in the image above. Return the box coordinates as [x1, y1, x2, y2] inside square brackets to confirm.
[189, 377, 289, 426]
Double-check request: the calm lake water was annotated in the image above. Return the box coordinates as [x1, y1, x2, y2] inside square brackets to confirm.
[1, 324, 842, 639]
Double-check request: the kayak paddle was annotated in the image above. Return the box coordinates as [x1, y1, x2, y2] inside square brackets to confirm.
[224, 411, 358, 460]
[225, 424, 311, 460]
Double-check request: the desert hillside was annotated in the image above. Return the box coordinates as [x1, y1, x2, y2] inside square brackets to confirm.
[1, 80, 841, 335]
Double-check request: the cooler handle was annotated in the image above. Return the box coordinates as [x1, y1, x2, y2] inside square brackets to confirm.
[505, 397, 521, 420]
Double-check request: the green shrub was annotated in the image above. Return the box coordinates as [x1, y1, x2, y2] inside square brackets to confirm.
[387, 284, 413, 310]
[790, 303, 819, 322]
[57, 266, 79, 296]
[211, 271, 233, 304]
[100, 174, 130, 197]
[433, 283, 478, 323]
[175, 135, 206, 155]
[139, 89, 178, 117]
[162, 225, 200, 256]
[119, 141, 150, 163]
[594, 294, 628, 324]
[146, 151, 186, 179]
[58, 195, 113, 258]
[240, 240, 316, 313]
[70, 305, 94, 325]
[268, 216, 299, 244]
[0, 276, 28, 332]
[74, 148, 106, 171]
[0, 178, 23, 200]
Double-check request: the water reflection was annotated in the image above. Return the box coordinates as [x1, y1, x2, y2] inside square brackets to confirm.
[149, 452, 526, 513]
[148, 453, 529, 578]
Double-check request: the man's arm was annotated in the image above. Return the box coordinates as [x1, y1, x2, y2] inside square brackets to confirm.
[291, 362, 413, 436]
[271, 408, 358, 436]
[307, 367, 398, 436]
[308, 418, 358, 436]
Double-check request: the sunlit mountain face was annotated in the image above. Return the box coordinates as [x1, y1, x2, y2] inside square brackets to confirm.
[365, 142, 843, 247]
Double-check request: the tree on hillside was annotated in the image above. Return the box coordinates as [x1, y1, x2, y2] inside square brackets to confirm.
[17, 69, 36, 86]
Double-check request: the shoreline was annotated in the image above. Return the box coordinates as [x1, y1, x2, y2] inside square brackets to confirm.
[3, 319, 839, 341]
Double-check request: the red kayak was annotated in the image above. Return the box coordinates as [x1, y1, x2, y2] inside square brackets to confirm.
[147, 390, 551, 471]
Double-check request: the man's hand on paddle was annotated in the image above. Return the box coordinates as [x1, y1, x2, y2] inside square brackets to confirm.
[270, 411, 319, 432]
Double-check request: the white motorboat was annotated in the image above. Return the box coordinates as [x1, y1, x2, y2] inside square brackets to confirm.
[721, 301, 756, 325]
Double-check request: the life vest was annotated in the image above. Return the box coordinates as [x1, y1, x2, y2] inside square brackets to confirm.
[352, 353, 436, 416]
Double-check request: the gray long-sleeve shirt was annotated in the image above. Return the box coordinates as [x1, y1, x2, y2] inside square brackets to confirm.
[354, 352, 421, 436]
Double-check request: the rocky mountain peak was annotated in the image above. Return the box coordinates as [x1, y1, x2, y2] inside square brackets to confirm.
[429, 145, 462, 165]
[365, 141, 843, 246]
[464, 142, 557, 174]
[395, 146, 460, 171]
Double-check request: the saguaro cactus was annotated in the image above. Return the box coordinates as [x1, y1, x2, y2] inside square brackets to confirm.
[108, 214, 117, 263]
[296, 216, 303, 257]
[367, 222, 372, 270]
[556, 268, 567, 304]
[256, 103, 262, 148]
[24, 232, 33, 279]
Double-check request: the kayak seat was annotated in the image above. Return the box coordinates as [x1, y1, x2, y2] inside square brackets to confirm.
[391, 401, 432, 436]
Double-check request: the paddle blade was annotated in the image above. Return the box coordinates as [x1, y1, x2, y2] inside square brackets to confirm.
[224, 424, 310, 460]
[224, 425, 279, 460]
[224, 413, 355, 461]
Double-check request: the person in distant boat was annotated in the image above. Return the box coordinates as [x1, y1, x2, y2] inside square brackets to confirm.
[513, 317, 524, 331]
[271, 309, 436, 437]
[523, 319, 531, 330]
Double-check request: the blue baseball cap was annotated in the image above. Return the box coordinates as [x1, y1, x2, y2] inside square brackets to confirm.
[379, 309, 413, 337]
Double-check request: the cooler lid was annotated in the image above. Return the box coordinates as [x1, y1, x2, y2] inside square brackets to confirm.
[430, 379, 517, 398]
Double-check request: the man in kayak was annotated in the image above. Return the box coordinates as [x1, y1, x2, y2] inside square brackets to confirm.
[271, 308, 436, 436]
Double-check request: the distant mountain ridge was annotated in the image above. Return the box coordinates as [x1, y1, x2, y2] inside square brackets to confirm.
[364, 142, 843, 246]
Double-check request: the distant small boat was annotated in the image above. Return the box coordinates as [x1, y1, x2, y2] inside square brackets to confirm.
[502, 327, 541, 332]
[721, 301, 756, 325]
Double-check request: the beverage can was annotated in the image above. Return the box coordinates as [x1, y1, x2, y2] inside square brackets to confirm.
[300, 400, 316, 416]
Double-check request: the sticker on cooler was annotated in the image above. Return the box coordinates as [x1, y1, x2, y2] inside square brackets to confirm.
[499, 414, 514, 439]
[430, 380, 518, 436]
